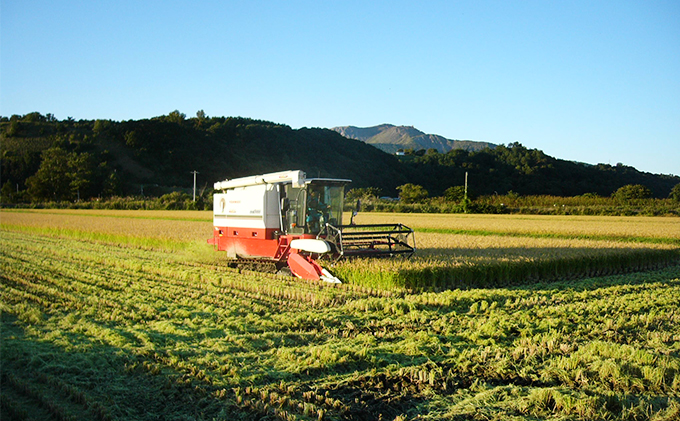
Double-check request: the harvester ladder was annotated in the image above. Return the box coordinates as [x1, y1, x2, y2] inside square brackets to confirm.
[275, 236, 291, 260]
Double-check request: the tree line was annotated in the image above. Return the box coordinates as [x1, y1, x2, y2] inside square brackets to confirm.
[2, 112, 679, 209]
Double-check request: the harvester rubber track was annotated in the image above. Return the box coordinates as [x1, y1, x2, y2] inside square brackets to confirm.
[228, 259, 285, 274]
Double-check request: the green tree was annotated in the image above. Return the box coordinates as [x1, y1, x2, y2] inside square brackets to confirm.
[194, 110, 208, 128]
[125, 130, 141, 148]
[26, 147, 97, 201]
[68, 152, 95, 200]
[669, 183, 680, 202]
[346, 187, 382, 201]
[26, 148, 72, 201]
[167, 110, 186, 124]
[102, 171, 123, 197]
[22, 112, 45, 122]
[155, 191, 192, 210]
[612, 184, 652, 201]
[397, 183, 428, 203]
[443, 186, 466, 202]
[6, 120, 21, 137]
[93, 119, 111, 134]
[1, 181, 16, 203]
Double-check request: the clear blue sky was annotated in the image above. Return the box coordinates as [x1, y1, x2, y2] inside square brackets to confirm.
[2, 0, 679, 176]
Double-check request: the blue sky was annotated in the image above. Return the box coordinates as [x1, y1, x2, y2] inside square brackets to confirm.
[2, 0, 679, 176]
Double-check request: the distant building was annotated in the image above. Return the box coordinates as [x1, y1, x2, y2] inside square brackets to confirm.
[395, 151, 405, 156]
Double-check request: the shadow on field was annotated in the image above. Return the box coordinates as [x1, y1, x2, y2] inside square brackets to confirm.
[1, 312, 426, 421]
[0, 315, 252, 421]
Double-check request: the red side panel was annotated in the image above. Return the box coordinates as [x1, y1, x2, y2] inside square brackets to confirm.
[222, 228, 279, 258]
[212, 226, 315, 260]
[287, 253, 322, 280]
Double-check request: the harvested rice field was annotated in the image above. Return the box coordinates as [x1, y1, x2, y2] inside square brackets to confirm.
[1, 209, 679, 420]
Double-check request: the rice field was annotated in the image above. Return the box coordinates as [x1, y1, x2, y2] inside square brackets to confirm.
[5, 209, 680, 242]
[1, 209, 680, 420]
[333, 232, 678, 290]
[3, 209, 678, 290]
[352, 212, 680, 242]
[0, 209, 211, 244]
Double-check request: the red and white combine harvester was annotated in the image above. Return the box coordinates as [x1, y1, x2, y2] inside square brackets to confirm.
[208, 170, 415, 283]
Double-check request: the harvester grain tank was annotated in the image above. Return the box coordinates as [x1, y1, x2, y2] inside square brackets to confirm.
[209, 170, 415, 283]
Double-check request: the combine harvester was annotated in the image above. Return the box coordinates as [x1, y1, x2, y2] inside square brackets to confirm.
[208, 170, 415, 283]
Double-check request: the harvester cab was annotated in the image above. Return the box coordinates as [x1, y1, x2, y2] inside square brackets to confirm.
[209, 170, 415, 283]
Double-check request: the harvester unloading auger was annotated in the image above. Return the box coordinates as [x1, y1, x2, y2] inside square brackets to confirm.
[208, 170, 415, 283]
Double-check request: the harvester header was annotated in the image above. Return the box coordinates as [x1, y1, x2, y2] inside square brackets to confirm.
[209, 170, 415, 283]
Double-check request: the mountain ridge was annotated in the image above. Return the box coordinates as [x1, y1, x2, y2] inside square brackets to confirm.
[332, 124, 496, 154]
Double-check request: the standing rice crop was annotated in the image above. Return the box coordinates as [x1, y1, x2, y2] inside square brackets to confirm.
[332, 232, 679, 290]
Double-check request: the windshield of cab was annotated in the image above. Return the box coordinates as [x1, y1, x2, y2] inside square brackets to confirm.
[305, 184, 343, 234]
[282, 182, 344, 235]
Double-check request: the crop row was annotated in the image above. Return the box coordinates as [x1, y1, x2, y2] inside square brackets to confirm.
[8, 209, 680, 242]
[4, 209, 679, 292]
[1, 210, 211, 244]
[353, 212, 680, 241]
[0, 230, 372, 310]
[334, 231, 680, 290]
[2, 228, 680, 420]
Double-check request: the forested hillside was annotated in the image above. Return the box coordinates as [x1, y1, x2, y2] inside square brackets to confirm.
[1, 112, 678, 203]
[407, 143, 680, 197]
[0, 112, 411, 202]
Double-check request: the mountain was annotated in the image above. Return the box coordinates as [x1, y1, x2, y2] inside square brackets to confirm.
[1, 112, 678, 202]
[331, 124, 496, 154]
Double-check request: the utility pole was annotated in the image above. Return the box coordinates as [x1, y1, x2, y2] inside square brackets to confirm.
[464, 172, 469, 213]
[464, 172, 468, 198]
[191, 171, 199, 201]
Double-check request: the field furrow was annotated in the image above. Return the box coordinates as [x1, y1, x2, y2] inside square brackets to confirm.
[2, 212, 680, 420]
